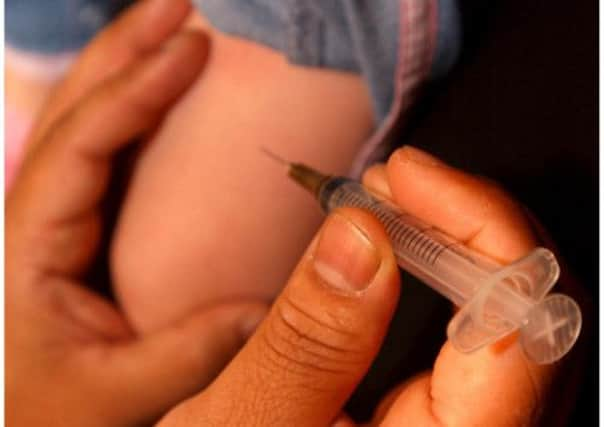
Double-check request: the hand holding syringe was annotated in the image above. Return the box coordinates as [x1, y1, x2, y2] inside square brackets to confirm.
[263, 149, 581, 364]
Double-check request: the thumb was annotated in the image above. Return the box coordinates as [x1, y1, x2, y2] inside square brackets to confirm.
[86, 301, 267, 426]
[162, 208, 401, 426]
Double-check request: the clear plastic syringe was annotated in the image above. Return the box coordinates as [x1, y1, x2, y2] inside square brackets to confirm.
[264, 150, 581, 364]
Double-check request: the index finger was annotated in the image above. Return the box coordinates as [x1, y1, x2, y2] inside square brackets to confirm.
[386, 146, 538, 263]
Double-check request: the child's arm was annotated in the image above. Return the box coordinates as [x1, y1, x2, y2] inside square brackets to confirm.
[110, 16, 374, 332]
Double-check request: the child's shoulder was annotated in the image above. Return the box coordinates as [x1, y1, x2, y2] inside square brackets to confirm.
[194, 0, 461, 124]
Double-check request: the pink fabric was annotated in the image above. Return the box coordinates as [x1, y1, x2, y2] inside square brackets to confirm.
[6, 47, 76, 83]
[4, 48, 75, 191]
[5, 108, 32, 190]
[350, 0, 439, 177]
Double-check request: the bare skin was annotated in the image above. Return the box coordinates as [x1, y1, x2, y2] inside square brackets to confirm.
[110, 12, 374, 331]
[7, 2, 587, 426]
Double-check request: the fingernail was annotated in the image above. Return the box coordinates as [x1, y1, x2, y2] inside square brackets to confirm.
[398, 146, 446, 167]
[313, 214, 381, 293]
[362, 164, 391, 198]
[240, 309, 267, 339]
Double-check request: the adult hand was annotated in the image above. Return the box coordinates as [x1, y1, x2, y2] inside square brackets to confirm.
[159, 146, 587, 426]
[6, 1, 266, 426]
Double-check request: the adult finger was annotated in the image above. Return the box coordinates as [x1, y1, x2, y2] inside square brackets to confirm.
[361, 163, 391, 198]
[376, 146, 583, 426]
[363, 153, 534, 261]
[7, 32, 209, 275]
[82, 301, 268, 426]
[160, 208, 401, 426]
[30, 0, 192, 144]
[386, 146, 537, 262]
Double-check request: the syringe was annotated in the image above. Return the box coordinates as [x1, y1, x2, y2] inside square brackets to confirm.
[264, 149, 581, 364]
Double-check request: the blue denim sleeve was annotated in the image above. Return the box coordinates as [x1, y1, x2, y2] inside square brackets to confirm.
[194, 0, 460, 124]
[6, 0, 460, 124]
[6, 0, 132, 54]
[195, 0, 399, 123]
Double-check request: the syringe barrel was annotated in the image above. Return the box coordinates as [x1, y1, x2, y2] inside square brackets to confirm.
[319, 178, 533, 320]
[320, 180, 488, 301]
[315, 177, 581, 364]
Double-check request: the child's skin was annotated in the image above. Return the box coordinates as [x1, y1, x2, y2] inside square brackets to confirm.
[110, 12, 375, 332]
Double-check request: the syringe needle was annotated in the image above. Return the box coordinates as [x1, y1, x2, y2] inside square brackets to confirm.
[259, 147, 330, 196]
[260, 146, 290, 166]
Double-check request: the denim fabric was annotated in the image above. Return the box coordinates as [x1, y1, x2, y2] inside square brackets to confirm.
[6, 0, 461, 121]
[194, 0, 398, 122]
[194, 0, 461, 122]
[5, 0, 132, 54]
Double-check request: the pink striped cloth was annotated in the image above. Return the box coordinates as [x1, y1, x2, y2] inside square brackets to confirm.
[5, 107, 32, 190]
[350, 0, 438, 177]
[5, 47, 77, 191]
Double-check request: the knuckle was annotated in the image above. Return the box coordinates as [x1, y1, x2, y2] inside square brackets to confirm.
[119, 80, 164, 119]
[259, 294, 368, 381]
[98, 66, 163, 121]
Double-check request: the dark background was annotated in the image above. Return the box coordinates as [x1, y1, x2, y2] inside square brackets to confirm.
[347, 0, 598, 424]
